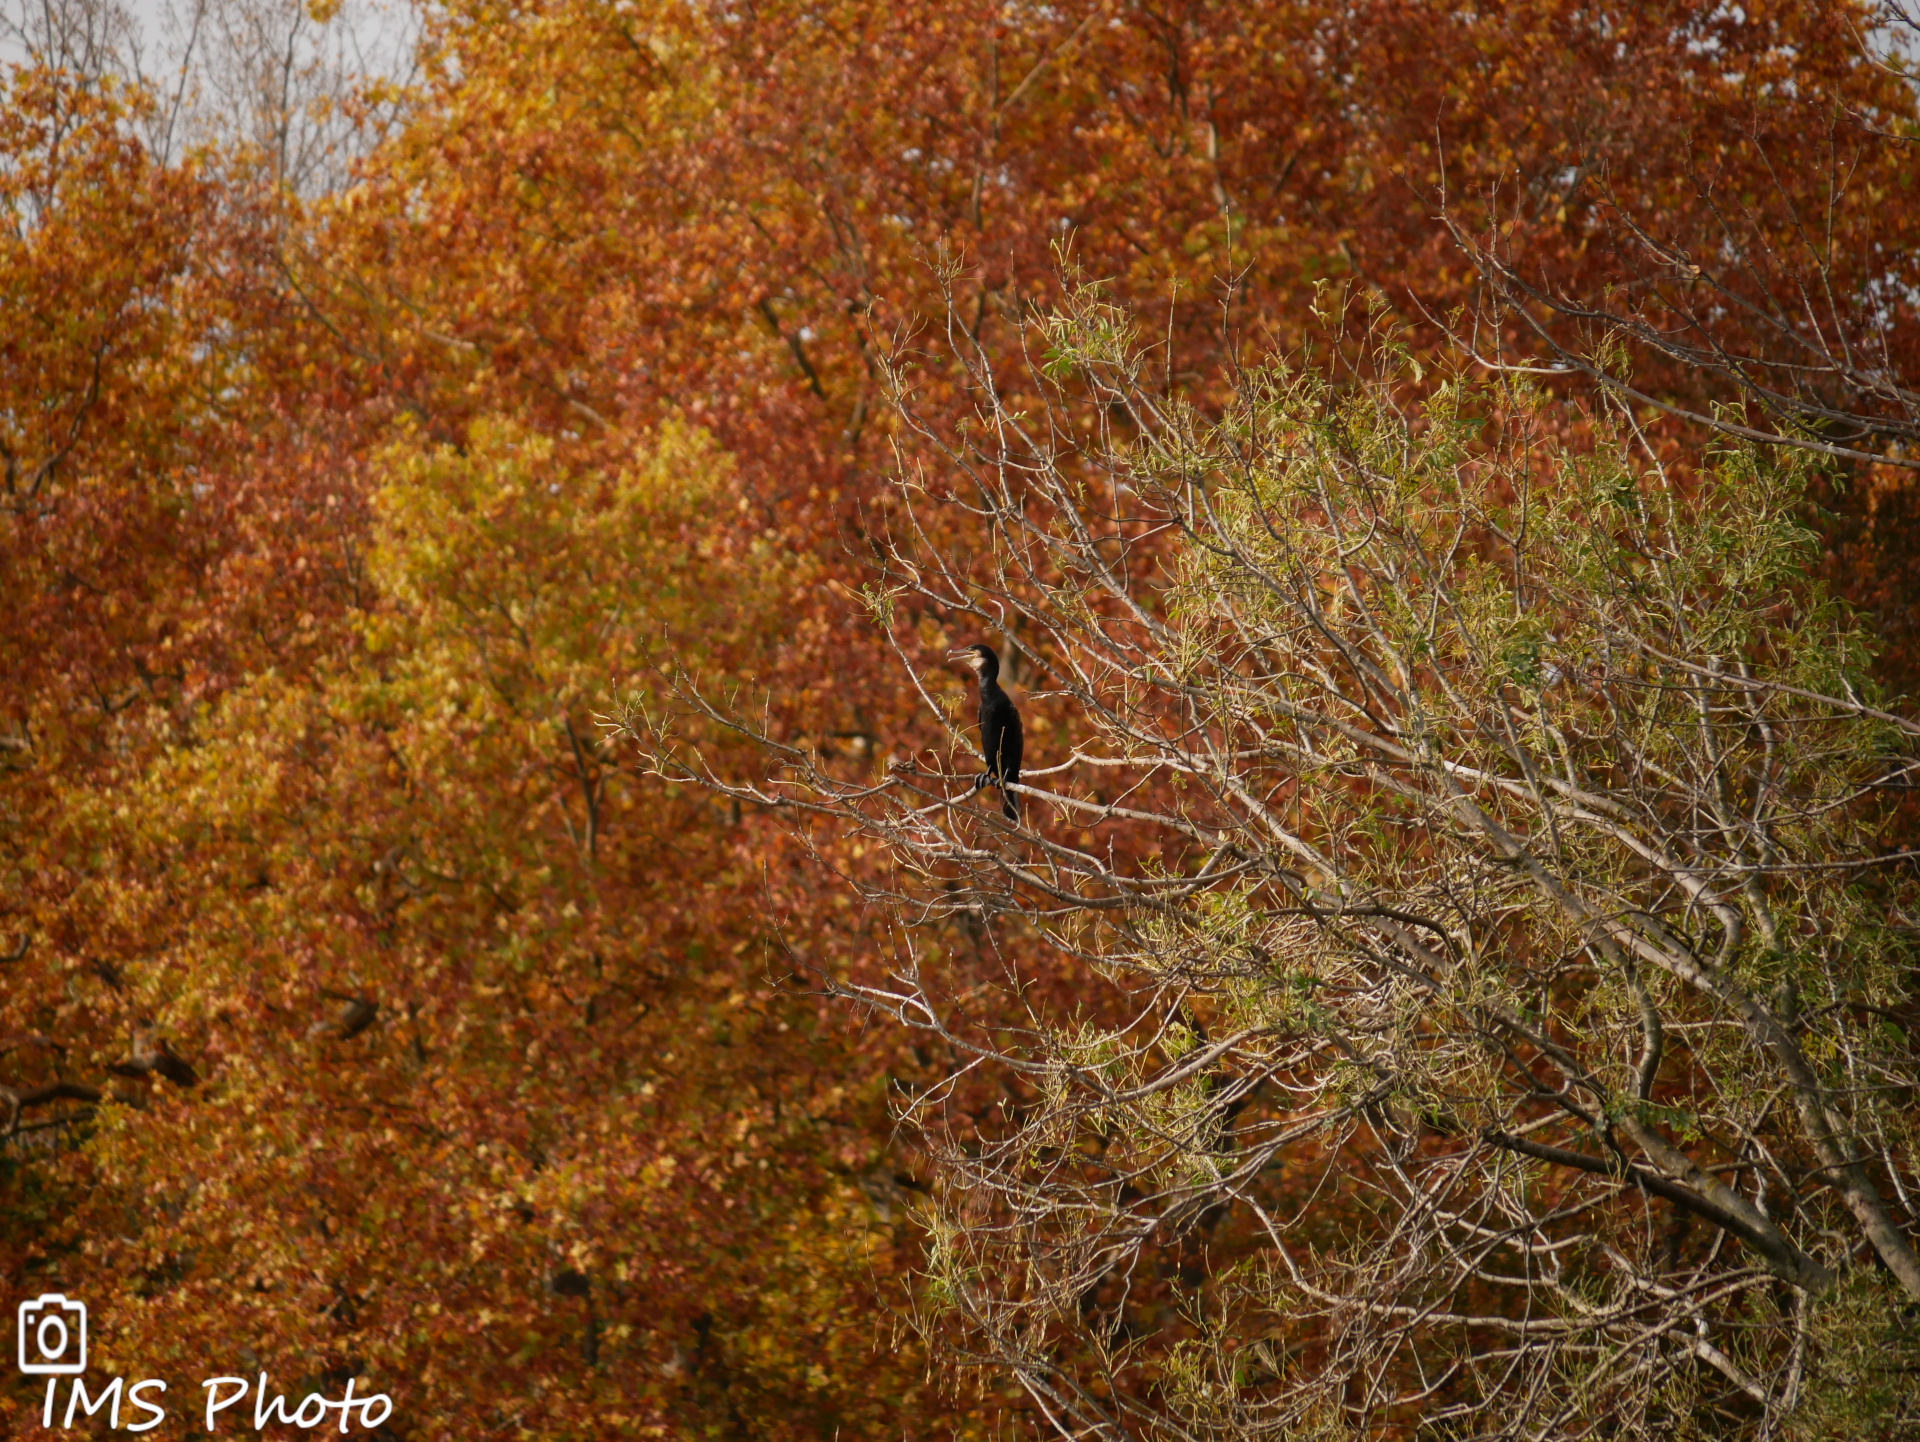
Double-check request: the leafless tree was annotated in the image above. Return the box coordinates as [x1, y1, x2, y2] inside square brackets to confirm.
[620, 278, 1920, 1438]
[0, 0, 137, 79]
[154, 0, 417, 193]
[2, 0, 416, 191]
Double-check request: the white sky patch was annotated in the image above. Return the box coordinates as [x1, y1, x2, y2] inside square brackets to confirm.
[2, 0, 421, 193]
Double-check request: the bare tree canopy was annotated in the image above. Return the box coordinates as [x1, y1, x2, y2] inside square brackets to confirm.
[0, 0, 416, 189]
[623, 281, 1920, 1439]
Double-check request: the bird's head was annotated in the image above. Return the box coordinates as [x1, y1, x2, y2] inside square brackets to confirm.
[950, 643, 998, 678]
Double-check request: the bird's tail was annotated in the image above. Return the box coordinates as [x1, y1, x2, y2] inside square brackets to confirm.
[1001, 788, 1019, 823]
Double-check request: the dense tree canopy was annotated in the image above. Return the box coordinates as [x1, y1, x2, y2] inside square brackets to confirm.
[3, 1, 1916, 1437]
[638, 283, 1918, 1436]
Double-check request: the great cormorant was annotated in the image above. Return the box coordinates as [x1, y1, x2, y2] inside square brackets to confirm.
[952, 642, 1024, 821]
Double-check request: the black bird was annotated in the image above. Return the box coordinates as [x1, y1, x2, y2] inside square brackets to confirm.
[952, 642, 1024, 821]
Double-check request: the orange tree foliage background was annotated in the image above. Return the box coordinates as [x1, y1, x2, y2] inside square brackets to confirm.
[2, 2, 1915, 1436]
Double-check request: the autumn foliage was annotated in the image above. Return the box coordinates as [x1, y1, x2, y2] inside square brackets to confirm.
[3, 1, 1917, 1437]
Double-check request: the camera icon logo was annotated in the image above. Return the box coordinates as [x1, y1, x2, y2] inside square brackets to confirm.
[17, 1294, 87, 1375]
